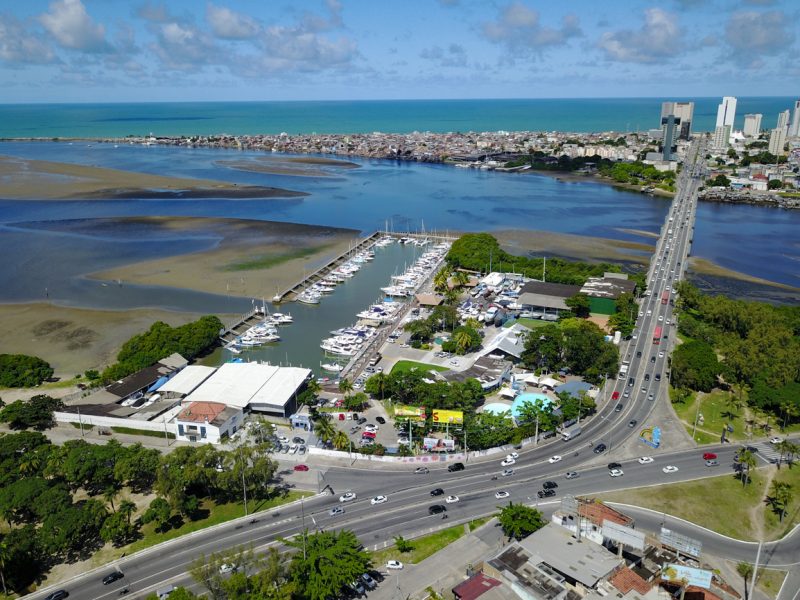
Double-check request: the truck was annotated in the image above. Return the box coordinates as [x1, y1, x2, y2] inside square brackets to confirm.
[653, 326, 663, 344]
[618, 363, 629, 378]
[562, 426, 582, 441]
[661, 290, 669, 305]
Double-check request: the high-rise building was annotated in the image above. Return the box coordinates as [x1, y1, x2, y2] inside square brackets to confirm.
[716, 96, 737, 129]
[743, 114, 762, 138]
[777, 109, 791, 131]
[713, 125, 731, 150]
[661, 114, 677, 161]
[661, 101, 694, 139]
[790, 100, 800, 138]
[769, 127, 787, 156]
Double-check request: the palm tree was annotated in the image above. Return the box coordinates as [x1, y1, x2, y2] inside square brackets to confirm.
[781, 401, 800, 430]
[338, 378, 353, 398]
[724, 393, 743, 421]
[453, 270, 470, 288]
[313, 415, 335, 444]
[0, 539, 9, 596]
[736, 562, 754, 600]
[454, 330, 473, 355]
[332, 430, 350, 451]
[776, 439, 793, 469]
[737, 449, 756, 487]
[787, 442, 800, 468]
[769, 481, 793, 522]
[103, 485, 119, 512]
[119, 500, 136, 525]
[464, 317, 481, 330]
[370, 372, 388, 401]
[433, 268, 449, 293]
[18, 452, 41, 476]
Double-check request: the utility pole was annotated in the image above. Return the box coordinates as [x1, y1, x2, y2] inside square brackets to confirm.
[77, 406, 84, 437]
[163, 418, 170, 447]
[239, 448, 248, 517]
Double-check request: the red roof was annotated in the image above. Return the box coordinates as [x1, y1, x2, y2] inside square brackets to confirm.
[752, 174, 768, 181]
[610, 567, 651, 595]
[452, 573, 502, 600]
[178, 401, 228, 424]
[578, 500, 634, 527]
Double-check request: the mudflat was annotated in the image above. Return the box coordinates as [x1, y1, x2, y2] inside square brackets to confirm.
[0, 155, 307, 200]
[217, 154, 360, 177]
[495, 228, 653, 265]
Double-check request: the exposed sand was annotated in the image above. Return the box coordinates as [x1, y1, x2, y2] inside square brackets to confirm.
[495, 229, 653, 265]
[0, 303, 206, 378]
[217, 155, 360, 178]
[0, 155, 306, 200]
[90, 216, 360, 298]
[688, 258, 800, 291]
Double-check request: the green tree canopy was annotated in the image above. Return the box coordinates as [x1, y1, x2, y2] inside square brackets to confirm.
[497, 503, 546, 540]
[670, 341, 721, 392]
[0, 394, 63, 430]
[0, 354, 54, 387]
[565, 293, 591, 318]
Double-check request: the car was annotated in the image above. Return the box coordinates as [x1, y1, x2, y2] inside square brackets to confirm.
[650, 355, 656, 363]
[364, 424, 378, 432]
[428, 504, 447, 515]
[501, 468, 515, 477]
[358, 417, 367, 425]
[705, 459, 719, 467]
[636, 351, 642, 358]
[745, 445, 759, 454]
[361, 431, 376, 439]
[623, 390, 630, 398]
[644, 373, 650, 381]
[293, 464, 309, 472]
[508, 451, 519, 459]
[44, 591, 69, 600]
[386, 560, 404, 570]
[609, 469, 624, 477]
[278, 436, 290, 444]
[398, 437, 410, 445]
[658, 315, 663, 322]
[289, 444, 298, 454]
[446, 495, 460, 503]
[280, 444, 289, 453]
[548, 455, 562, 463]
[614, 403, 623, 412]
[349, 580, 366, 596]
[658, 351, 664, 358]
[448, 462, 465, 472]
[292, 437, 305, 444]
[542, 481, 558, 489]
[376, 416, 386, 424]
[647, 393, 655, 401]
[607, 462, 622, 470]
[495, 490, 510, 499]
[361, 573, 378, 590]
[371, 495, 388, 505]
[770, 437, 783, 445]
[415, 466, 430, 474]
[655, 374, 661, 382]
[641, 387, 647, 394]
[565, 471, 580, 479]
[702, 452, 717, 460]
[501, 457, 516, 467]
[627, 377, 634, 387]
[537, 489, 556, 498]
[339, 492, 357, 503]
[102, 572, 124, 585]
[611, 391, 620, 400]
[219, 563, 236, 575]
[430, 488, 444, 496]
[638, 456, 654, 464]
[593, 443, 607, 454]
[628, 419, 638, 428]
[662, 465, 679, 474]
[330, 506, 345, 516]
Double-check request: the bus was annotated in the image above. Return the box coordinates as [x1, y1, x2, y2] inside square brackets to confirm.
[653, 326, 662, 344]
[661, 290, 669, 305]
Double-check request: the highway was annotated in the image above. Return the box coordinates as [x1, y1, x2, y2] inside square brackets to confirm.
[32, 140, 800, 600]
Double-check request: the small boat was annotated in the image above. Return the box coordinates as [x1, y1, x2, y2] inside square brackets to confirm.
[321, 362, 344, 373]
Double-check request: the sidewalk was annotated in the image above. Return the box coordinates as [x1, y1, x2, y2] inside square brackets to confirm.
[370, 519, 504, 600]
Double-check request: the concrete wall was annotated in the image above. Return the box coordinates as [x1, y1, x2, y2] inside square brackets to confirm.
[55, 411, 177, 434]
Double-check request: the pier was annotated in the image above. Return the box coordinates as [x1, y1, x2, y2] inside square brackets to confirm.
[218, 306, 262, 343]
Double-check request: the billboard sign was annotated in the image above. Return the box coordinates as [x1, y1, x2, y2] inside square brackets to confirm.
[663, 565, 713, 589]
[602, 521, 645, 551]
[432, 409, 464, 425]
[422, 437, 456, 452]
[660, 528, 702, 558]
[395, 405, 426, 421]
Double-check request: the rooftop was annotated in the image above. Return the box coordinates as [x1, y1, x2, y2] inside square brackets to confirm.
[520, 280, 582, 299]
[580, 276, 637, 300]
[578, 499, 635, 528]
[177, 401, 230, 425]
[158, 365, 216, 396]
[609, 567, 652, 595]
[452, 572, 503, 600]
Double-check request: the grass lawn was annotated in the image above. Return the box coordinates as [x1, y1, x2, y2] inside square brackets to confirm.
[371, 518, 490, 566]
[127, 491, 312, 554]
[390, 360, 449, 375]
[505, 318, 551, 330]
[755, 567, 787, 598]
[598, 465, 800, 542]
[671, 389, 747, 444]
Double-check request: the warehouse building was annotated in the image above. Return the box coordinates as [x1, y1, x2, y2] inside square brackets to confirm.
[580, 273, 637, 315]
[518, 281, 581, 315]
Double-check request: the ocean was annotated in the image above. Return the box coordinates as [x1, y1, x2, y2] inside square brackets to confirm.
[0, 97, 795, 139]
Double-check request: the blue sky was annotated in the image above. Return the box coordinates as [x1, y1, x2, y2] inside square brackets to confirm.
[1, 0, 797, 103]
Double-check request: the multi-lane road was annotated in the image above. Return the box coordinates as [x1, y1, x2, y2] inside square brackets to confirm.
[30, 140, 799, 600]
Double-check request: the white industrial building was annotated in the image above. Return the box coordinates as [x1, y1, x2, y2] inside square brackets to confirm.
[182, 362, 311, 418]
[158, 365, 217, 399]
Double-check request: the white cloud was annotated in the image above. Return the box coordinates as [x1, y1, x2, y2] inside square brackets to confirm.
[206, 4, 260, 40]
[301, 0, 344, 33]
[136, 2, 170, 23]
[152, 22, 219, 68]
[256, 26, 358, 72]
[482, 3, 581, 55]
[725, 10, 794, 65]
[39, 0, 111, 53]
[598, 8, 682, 63]
[0, 14, 57, 65]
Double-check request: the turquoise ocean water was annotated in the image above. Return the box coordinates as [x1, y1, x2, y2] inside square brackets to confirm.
[0, 97, 794, 138]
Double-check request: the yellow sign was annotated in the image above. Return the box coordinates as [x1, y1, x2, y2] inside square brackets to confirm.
[432, 409, 463, 425]
[395, 405, 426, 421]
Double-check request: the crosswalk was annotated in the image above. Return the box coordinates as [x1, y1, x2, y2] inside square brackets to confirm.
[749, 441, 782, 464]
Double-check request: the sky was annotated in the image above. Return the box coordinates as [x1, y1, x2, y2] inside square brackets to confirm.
[0, 0, 797, 103]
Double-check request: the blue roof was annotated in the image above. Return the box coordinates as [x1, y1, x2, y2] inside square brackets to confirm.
[148, 376, 169, 392]
[554, 380, 592, 398]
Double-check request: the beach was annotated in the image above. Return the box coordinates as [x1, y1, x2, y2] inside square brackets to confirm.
[0, 155, 306, 200]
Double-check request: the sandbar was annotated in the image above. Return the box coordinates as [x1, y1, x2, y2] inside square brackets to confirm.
[495, 229, 653, 266]
[89, 216, 360, 298]
[688, 258, 800, 292]
[0, 155, 306, 200]
[217, 155, 360, 178]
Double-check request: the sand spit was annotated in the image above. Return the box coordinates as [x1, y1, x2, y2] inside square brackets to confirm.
[0, 155, 306, 200]
[495, 229, 653, 266]
[217, 154, 360, 178]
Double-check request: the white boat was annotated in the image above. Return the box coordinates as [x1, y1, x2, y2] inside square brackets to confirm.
[320, 362, 344, 373]
[297, 292, 320, 304]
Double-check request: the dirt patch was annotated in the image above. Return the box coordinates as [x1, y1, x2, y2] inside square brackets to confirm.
[32, 319, 72, 336]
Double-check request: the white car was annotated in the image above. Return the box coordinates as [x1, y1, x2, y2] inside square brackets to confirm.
[658, 315, 663, 322]
[278, 436, 289, 444]
[770, 437, 783, 445]
[339, 492, 357, 503]
[219, 563, 236, 575]
[662, 465, 679, 474]
[398, 437, 410, 445]
[609, 469, 624, 477]
[445, 495, 460, 504]
[548, 455, 562, 464]
[371, 495, 388, 505]
[495, 490, 510, 499]
[658, 351, 664, 358]
[364, 425, 378, 433]
[638, 456, 654, 464]
[508, 452, 519, 460]
[501, 457, 516, 467]
[386, 560, 404, 570]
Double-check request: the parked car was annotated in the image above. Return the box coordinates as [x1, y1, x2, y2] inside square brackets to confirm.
[293, 464, 309, 472]
[361, 573, 378, 590]
[386, 560, 404, 570]
[376, 416, 386, 424]
[219, 563, 236, 575]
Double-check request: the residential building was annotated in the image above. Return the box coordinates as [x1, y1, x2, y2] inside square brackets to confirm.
[777, 109, 791, 131]
[175, 401, 243, 444]
[742, 114, 762, 138]
[769, 126, 787, 156]
[661, 114, 677, 161]
[790, 100, 800, 138]
[715, 96, 737, 129]
[712, 125, 730, 150]
[661, 101, 694, 139]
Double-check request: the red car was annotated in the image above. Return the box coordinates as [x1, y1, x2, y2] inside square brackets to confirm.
[702, 452, 717, 460]
[294, 464, 309, 472]
[611, 391, 620, 400]
[361, 431, 376, 439]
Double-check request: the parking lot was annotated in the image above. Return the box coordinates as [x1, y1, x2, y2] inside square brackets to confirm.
[319, 395, 401, 451]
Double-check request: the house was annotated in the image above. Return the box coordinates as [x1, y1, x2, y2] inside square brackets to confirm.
[452, 572, 505, 600]
[175, 401, 242, 444]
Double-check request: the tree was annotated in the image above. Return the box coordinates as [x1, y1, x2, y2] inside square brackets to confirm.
[40, 500, 108, 559]
[364, 372, 388, 401]
[100, 510, 139, 546]
[0, 354, 54, 387]
[452, 325, 481, 355]
[142, 497, 173, 532]
[736, 449, 756, 487]
[565, 293, 591, 318]
[670, 341, 721, 392]
[497, 503, 545, 541]
[313, 414, 336, 445]
[768, 481, 793, 522]
[0, 539, 8, 596]
[338, 378, 354, 397]
[433, 267, 450, 293]
[708, 174, 731, 187]
[287, 529, 372, 600]
[736, 562, 754, 600]
[344, 392, 368, 412]
[521, 324, 563, 372]
[119, 499, 136, 525]
[332, 431, 350, 451]
[0, 395, 63, 430]
[0, 526, 41, 593]
[394, 535, 414, 553]
[114, 442, 160, 492]
[768, 179, 783, 190]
